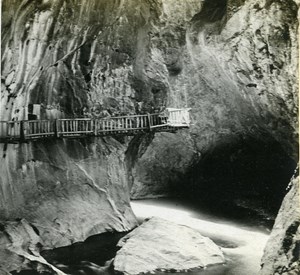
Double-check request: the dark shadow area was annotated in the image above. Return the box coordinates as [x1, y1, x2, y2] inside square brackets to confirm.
[172, 133, 297, 229]
[192, 0, 227, 23]
[40, 231, 128, 275]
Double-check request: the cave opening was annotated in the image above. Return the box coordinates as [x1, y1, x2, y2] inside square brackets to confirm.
[165, 133, 297, 228]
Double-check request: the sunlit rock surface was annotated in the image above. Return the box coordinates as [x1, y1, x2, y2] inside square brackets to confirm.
[114, 216, 225, 274]
[260, 175, 300, 275]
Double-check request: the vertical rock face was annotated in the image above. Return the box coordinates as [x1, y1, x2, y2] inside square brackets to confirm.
[0, 137, 138, 272]
[127, 0, 298, 216]
[0, 0, 299, 272]
[260, 175, 300, 275]
[1, 0, 298, 191]
[128, 132, 196, 199]
[1, 0, 148, 120]
[0, 138, 137, 249]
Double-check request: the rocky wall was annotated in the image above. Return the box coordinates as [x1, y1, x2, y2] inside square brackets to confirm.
[126, 0, 298, 216]
[0, 137, 137, 272]
[1, 0, 299, 272]
[260, 175, 300, 275]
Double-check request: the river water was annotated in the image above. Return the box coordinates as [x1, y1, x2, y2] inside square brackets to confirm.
[131, 198, 270, 275]
[42, 198, 270, 275]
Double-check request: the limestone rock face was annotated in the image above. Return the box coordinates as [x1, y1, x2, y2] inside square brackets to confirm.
[1, 0, 298, 203]
[260, 175, 300, 275]
[0, 0, 298, 272]
[113, 216, 225, 275]
[127, 0, 298, 210]
[0, 138, 137, 272]
[128, 131, 196, 199]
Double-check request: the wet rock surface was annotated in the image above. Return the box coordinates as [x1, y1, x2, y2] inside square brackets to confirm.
[114, 216, 225, 275]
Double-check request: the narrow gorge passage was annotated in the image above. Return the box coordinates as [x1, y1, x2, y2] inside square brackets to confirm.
[1, 0, 299, 274]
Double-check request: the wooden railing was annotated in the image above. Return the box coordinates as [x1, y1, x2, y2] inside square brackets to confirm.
[58, 118, 93, 137]
[24, 120, 56, 139]
[0, 109, 190, 143]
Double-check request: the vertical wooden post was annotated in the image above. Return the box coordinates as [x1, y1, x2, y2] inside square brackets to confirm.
[54, 119, 59, 138]
[129, 118, 132, 129]
[20, 121, 25, 142]
[147, 113, 152, 131]
[94, 119, 98, 136]
[6, 122, 9, 139]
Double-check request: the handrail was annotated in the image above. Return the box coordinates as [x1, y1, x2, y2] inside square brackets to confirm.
[0, 110, 190, 142]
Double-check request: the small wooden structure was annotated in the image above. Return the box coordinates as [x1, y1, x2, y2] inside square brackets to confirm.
[0, 109, 191, 143]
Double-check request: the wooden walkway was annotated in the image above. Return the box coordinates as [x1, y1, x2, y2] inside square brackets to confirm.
[0, 109, 191, 143]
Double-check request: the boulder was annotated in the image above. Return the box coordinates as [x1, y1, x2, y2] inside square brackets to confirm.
[114, 217, 225, 274]
[0, 219, 65, 275]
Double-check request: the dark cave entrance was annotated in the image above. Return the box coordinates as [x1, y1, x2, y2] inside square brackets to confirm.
[171, 133, 297, 228]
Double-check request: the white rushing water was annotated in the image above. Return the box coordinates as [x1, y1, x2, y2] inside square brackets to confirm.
[131, 199, 270, 275]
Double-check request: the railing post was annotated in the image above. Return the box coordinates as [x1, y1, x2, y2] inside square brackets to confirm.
[20, 121, 25, 142]
[6, 122, 9, 138]
[147, 113, 152, 131]
[94, 119, 97, 136]
[54, 119, 59, 138]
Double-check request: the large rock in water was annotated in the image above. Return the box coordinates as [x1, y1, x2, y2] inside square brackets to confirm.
[113, 217, 225, 274]
[260, 175, 300, 275]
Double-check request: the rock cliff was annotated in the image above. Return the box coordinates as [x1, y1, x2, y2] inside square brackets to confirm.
[0, 138, 137, 272]
[1, 0, 299, 273]
[260, 175, 300, 275]
[128, 0, 298, 219]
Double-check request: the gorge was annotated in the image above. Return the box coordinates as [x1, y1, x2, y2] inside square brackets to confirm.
[0, 0, 299, 275]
